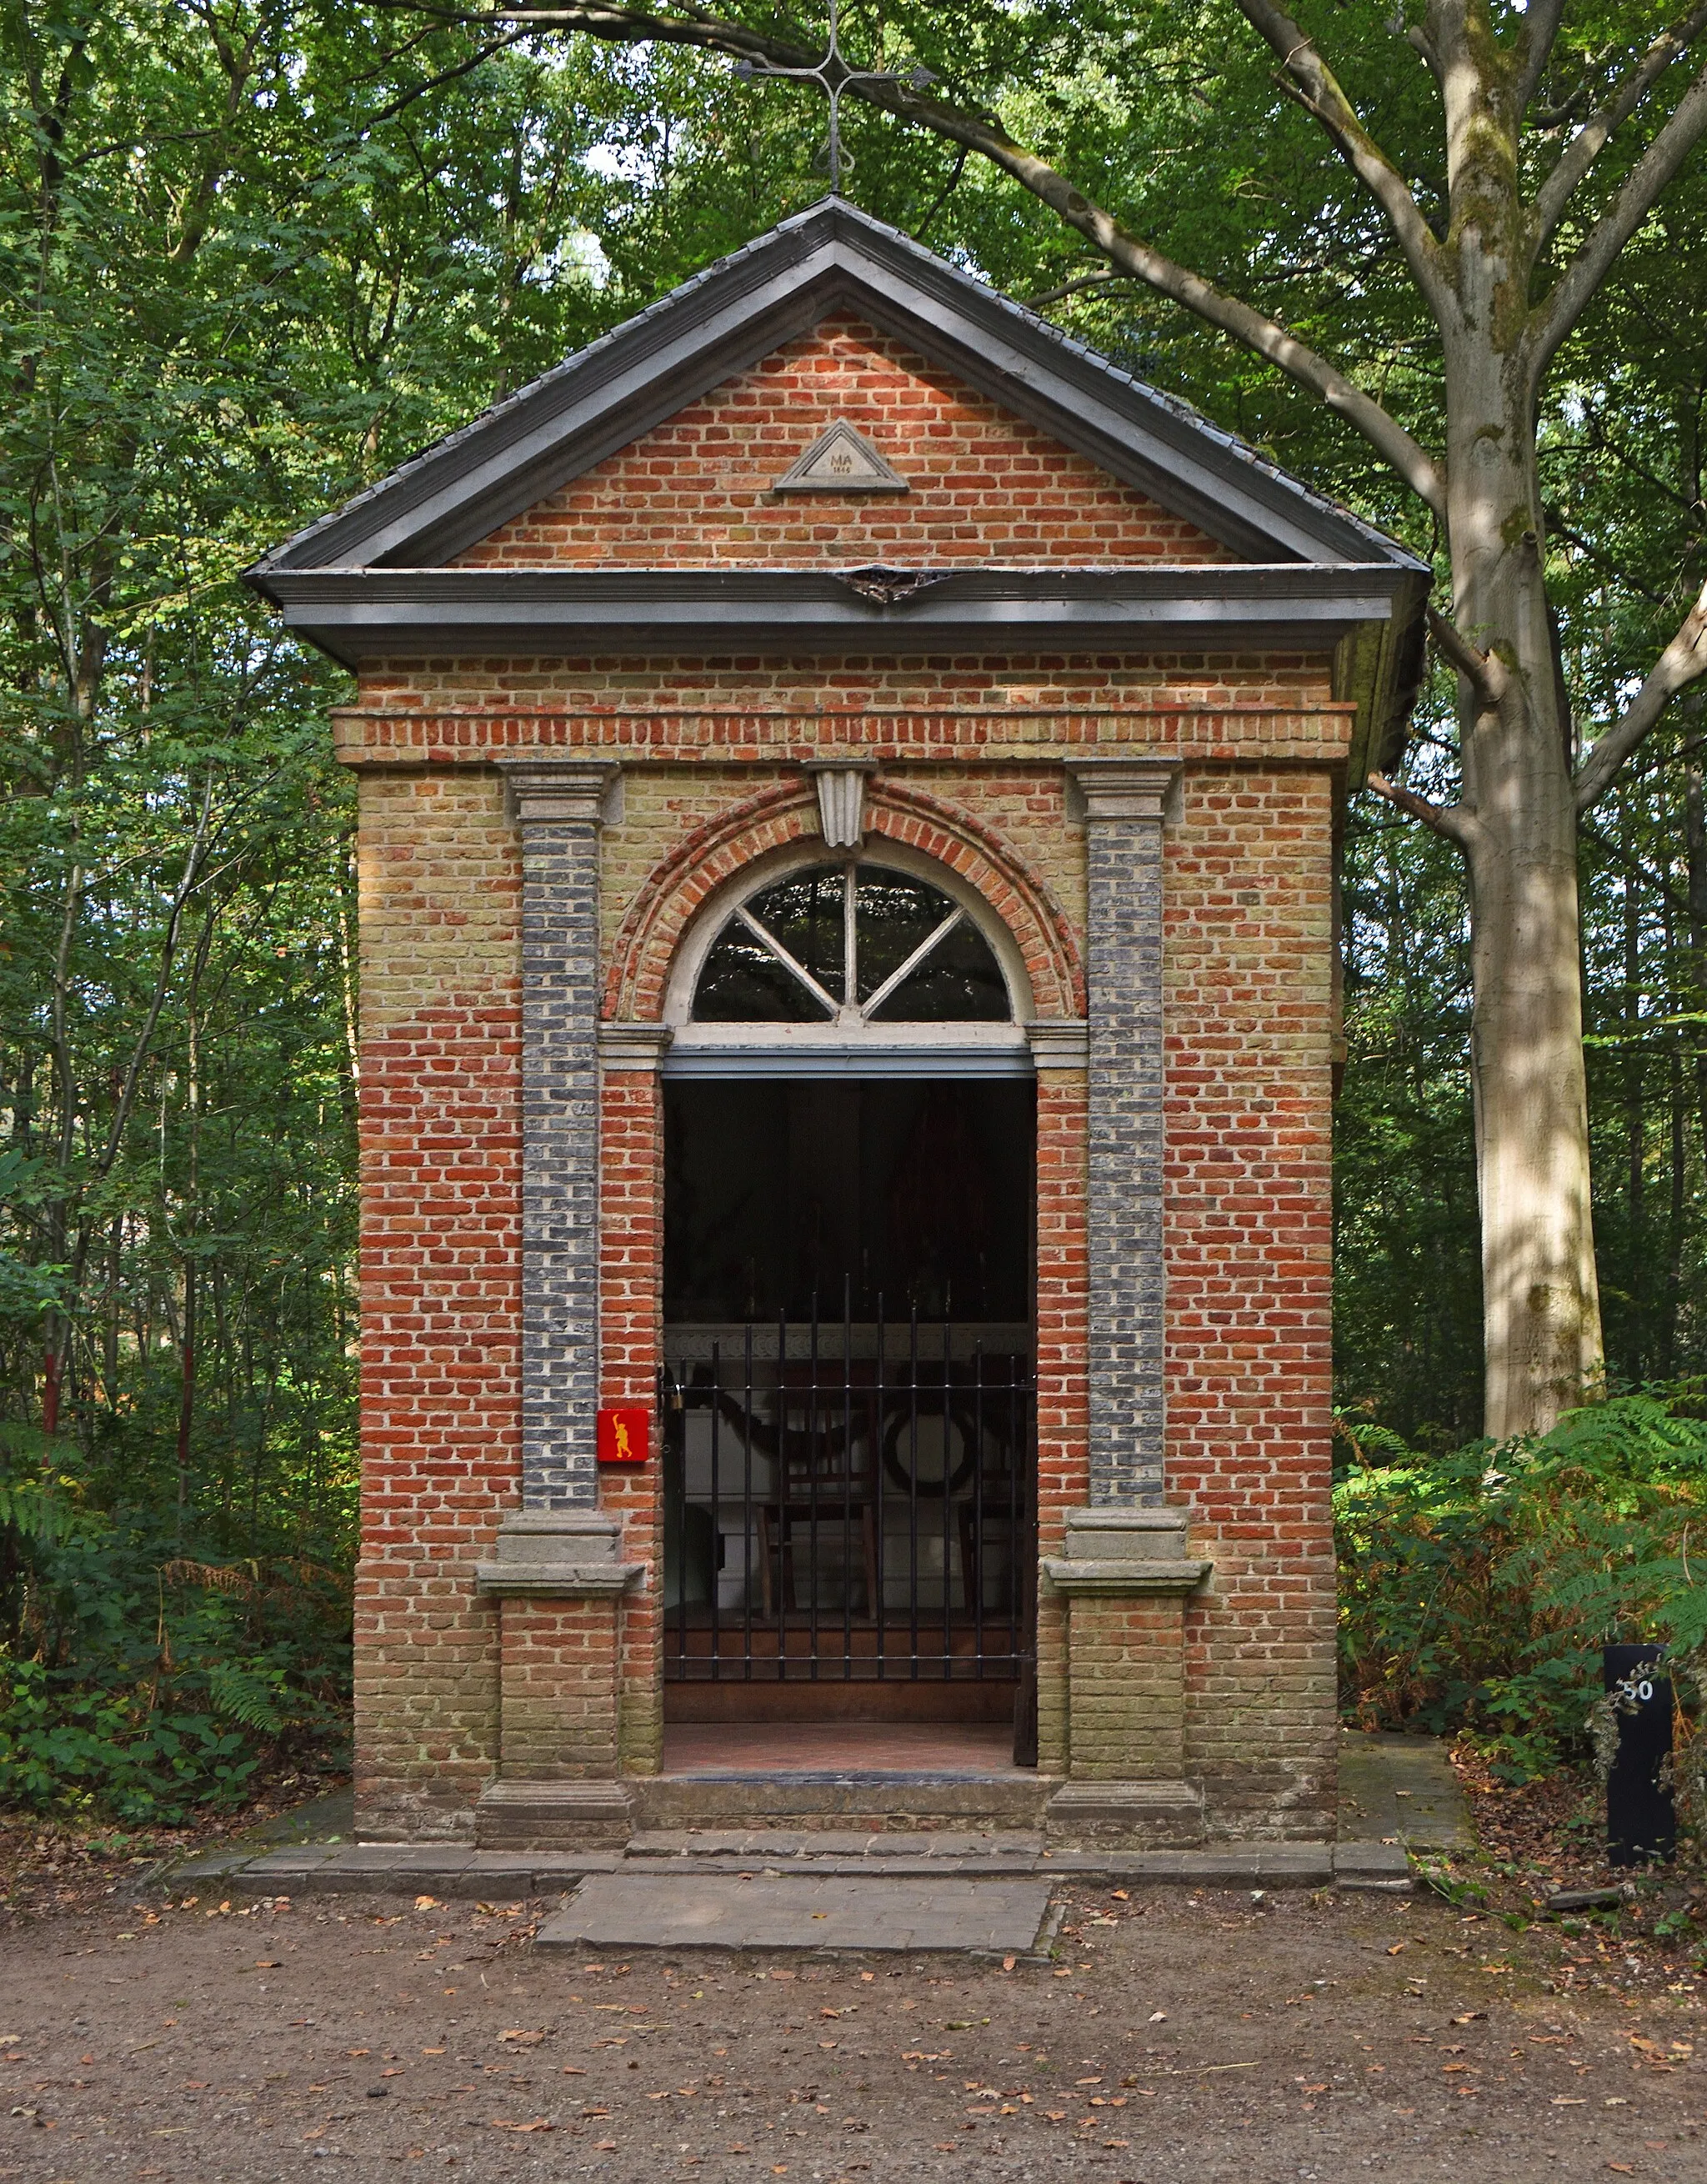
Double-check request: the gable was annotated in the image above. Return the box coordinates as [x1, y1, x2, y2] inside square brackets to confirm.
[247, 199, 1427, 782]
[454, 316, 1234, 571]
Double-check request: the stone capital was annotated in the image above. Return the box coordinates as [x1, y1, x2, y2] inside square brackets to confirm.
[598, 1021, 674, 1072]
[1065, 759, 1179, 824]
[1026, 1019, 1089, 1071]
[498, 758, 619, 829]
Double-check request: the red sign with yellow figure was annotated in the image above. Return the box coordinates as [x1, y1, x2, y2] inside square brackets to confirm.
[596, 1406, 649, 1466]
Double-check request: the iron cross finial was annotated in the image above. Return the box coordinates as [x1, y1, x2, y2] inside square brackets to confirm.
[734, 0, 935, 197]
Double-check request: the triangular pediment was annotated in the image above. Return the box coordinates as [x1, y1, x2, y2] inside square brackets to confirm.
[250, 200, 1421, 579]
[453, 313, 1238, 570]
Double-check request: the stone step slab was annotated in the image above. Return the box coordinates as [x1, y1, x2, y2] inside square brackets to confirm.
[538, 1872, 1056, 1954]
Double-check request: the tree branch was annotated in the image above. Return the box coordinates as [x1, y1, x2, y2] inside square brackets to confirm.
[96, 773, 218, 1180]
[1516, 0, 1570, 118]
[1024, 268, 1129, 308]
[443, 3, 1449, 516]
[1574, 574, 1707, 811]
[1429, 602, 1509, 709]
[1233, 0, 1450, 318]
[1366, 769, 1479, 849]
[1532, 1, 1707, 248]
[1532, 58, 1707, 378]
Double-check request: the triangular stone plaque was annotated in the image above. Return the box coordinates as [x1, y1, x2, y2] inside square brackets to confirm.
[772, 419, 909, 495]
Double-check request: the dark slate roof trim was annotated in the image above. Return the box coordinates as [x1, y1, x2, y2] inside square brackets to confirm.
[250, 201, 1427, 582]
[258, 562, 1416, 672]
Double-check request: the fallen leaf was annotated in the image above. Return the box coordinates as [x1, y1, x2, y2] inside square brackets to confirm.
[1552, 2097, 1587, 2106]
[1387, 1942, 1408, 1956]
[1148, 2011, 1166, 2024]
[1608, 2167, 1634, 2176]
[560, 2066, 585, 2076]
[489, 2118, 553, 2132]
[414, 1896, 438, 1911]
[498, 2031, 546, 2046]
[1452, 2013, 1487, 2025]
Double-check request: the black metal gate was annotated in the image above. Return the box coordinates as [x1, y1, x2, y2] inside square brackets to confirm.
[661, 1301, 1034, 1685]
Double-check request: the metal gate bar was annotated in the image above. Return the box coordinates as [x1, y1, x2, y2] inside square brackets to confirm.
[661, 1292, 1034, 1682]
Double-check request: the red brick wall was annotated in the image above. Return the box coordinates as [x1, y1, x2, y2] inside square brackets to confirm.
[457, 314, 1234, 569]
[598, 1070, 665, 1774]
[1164, 767, 1339, 1836]
[1034, 1069, 1089, 1777]
[353, 771, 519, 1839]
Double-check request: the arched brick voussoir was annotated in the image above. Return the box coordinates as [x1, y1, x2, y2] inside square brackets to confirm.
[607, 777, 1084, 1024]
[864, 782, 1084, 1021]
[606, 782, 818, 1021]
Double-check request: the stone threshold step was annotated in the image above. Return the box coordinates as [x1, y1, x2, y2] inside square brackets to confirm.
[158, 1837, 1407, 1894]
[626, 1828, 1045, 1860]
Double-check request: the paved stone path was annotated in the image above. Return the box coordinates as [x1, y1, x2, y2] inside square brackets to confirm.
[538, 1871, 1055, 1952]
[1337, 1726, 1474, 1851]
[162, 1733, 1466, 1908]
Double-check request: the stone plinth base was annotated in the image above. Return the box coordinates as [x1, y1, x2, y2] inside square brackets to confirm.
[1046, 1777, 1204, 1848]
[477, 1510, 642, 1788]
[1043, 1505, 1210, 1785]
[475, 1779, 634, 1850]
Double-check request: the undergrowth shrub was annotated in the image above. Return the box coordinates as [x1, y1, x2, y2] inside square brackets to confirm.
[1336, 1391, 1707, 1816]
[0, 1431, 352, 1825]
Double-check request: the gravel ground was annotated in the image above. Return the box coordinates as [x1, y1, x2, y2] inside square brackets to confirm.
[0, 1878, 1701, 2182]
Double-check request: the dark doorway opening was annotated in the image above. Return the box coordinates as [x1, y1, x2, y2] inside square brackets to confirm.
[663, 1079, 1033, 1325]
[660, 1079, 1037, 1758]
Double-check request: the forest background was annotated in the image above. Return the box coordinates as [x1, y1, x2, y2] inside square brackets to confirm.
[3, 0, 1706, 1826]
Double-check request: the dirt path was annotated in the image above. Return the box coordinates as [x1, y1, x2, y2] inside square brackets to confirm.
[0, 1880, 1700, 2182]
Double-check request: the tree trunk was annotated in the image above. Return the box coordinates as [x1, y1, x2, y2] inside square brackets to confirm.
[1623, 854, 1645, 1379]
[1685, 722, 1707, 1173]
[176, 1257, 197, 1539]
[1448, 332, 1603, 1439]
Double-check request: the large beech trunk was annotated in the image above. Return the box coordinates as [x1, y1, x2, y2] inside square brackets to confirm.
[1447, 323, 1604, 1439]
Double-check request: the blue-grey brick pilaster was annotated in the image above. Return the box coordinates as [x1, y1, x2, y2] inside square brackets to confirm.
[499, 759, 617, 1510]
[1069, 760, 1177, 1506]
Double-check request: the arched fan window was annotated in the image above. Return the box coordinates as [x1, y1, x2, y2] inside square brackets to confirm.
[692, 863, 1012, 1024]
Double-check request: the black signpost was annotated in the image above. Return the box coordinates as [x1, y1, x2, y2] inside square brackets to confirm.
[1603, 1644, 1676, 1866]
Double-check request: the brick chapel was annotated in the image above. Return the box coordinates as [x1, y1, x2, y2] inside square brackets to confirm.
[251, 200, 1425, 1850]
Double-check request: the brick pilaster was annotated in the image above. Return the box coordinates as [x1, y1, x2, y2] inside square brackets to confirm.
[500, 760, 615, 1509]
[1069, 760, 1176, 1507]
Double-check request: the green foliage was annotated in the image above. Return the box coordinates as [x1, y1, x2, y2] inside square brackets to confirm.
[1336, 1392, 1707, 1781]
[0, 1438, 349, 1820]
